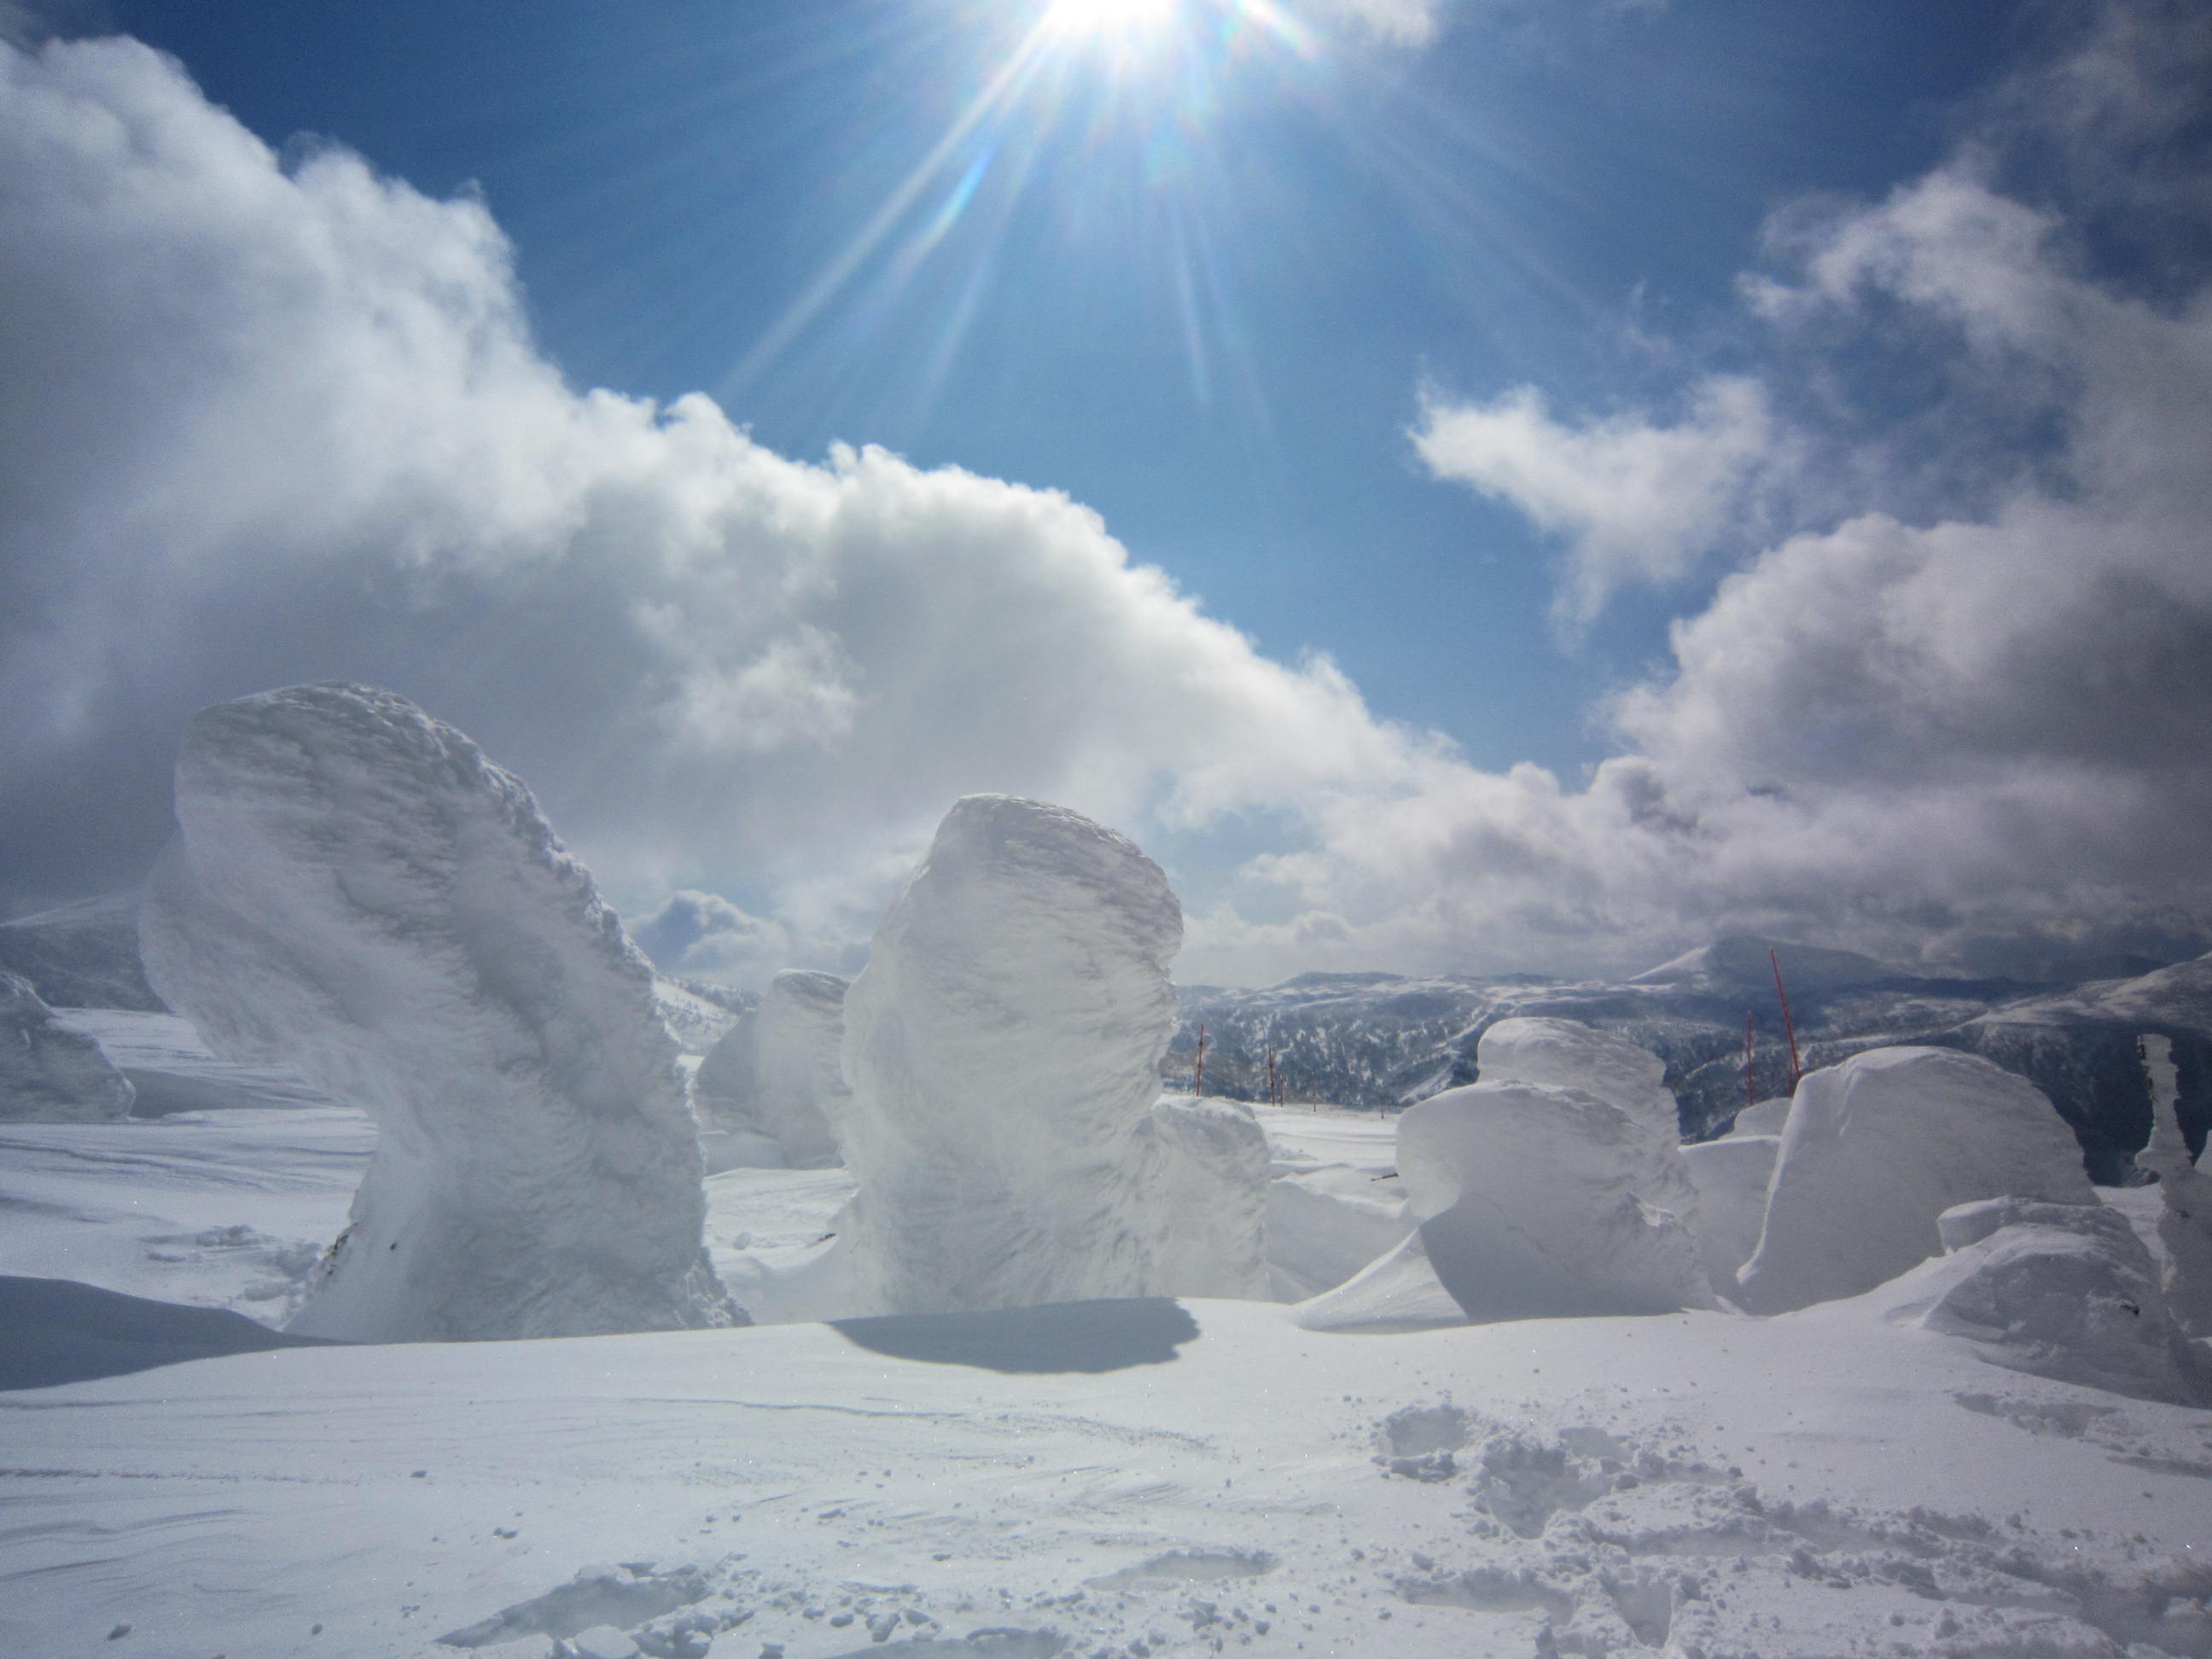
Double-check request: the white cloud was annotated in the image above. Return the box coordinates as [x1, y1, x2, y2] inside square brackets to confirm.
[4, 12, 2209, 993]
[1412, 376, 1773, 621]
[0, 36, 1440, 983]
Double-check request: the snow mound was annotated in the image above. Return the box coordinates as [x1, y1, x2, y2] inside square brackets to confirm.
[1265, 1161, 1415, 1302]
[140, 684, 740, 1342]
[831, 795, 1263, 1312]
[1290, 1229, 1467, 1332]
[1397, 1075, 1715, 1323]
[0, 969, 133, 1121]
[1737, 1046, 2095, 1315]
[2139, 1033, 2212, 1336]
[694, 969, 848, 1169]
[1473, 1016, 1699, 1222]
[1871, 1196, 2204, 1405]
[1680, 1133, 1779, 1289]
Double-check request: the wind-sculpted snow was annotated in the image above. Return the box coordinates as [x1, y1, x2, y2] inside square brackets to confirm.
[139, 684, 740, 1342]
[832, 795, 1265, 1313]
[1471, 1017, 1702, 1225]
[694, 969, 848, 1170]
[1737, 1047, 2095, 1314]
[1398, 1026, 1715, 1323]
[2139, 1034, 2212, 1337]
[1871, 1196, 2205, 1406]
[1681, 1132, 1780, 1289]
[0, 969, 134, 1122]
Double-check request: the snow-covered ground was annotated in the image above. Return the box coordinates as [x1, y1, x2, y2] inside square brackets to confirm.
[4, 1056, 2209, 1659]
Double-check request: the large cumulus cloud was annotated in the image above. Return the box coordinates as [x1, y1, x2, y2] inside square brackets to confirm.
[4, 9, 2210, 990]
[0, 34, 1434, 973]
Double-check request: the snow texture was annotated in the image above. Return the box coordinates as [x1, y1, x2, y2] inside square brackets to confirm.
[831, 794, 1265, 1312]
[1737, 1045, 2097, 1314]
[1680, 1132, 1779, 1290]
[1265, 1161, 1415, 1302]
[0, 969, 133, 1122]
[693, 969, 848, 1169]
[1398, 1044, 1715, 1323]
[1472, 1016, 1701, 1224]
[1290, 1228, 1468, 1331]
[138, 684, 739, 1342]
[1871, 1196, 2205, 1405]
[2139, 1033, 2212, 1336]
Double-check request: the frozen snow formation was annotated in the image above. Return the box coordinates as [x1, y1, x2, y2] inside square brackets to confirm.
[1473, 1017, 1701, 1222]
[1397, 1021, 1714, 1322]
[1873, 1196, 2205, 1405]
[1735, 1046, 2094, 1315]
[1290, 1229, 1468, 1332]
[2138, 1033, 2212, 1337]
[0, 970, 134, 1122]
[831, 794, 1266, 1313]
[1681, 1132, 1780, 1289]
[1266, 1162, 1416, 1303]
[693, 969, 848, 1170]
[139, 684, 741, 1342]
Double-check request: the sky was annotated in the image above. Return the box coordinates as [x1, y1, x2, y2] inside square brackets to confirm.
[2, 0, 2209, 987]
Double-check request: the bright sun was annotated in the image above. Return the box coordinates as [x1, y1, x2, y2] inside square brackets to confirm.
[1041, 0, 1178, 40]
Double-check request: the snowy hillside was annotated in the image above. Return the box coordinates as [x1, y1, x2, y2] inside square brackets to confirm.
[1169, 941, 2212, 1181]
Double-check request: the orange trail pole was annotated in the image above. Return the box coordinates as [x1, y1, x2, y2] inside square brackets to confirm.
[1770, 947, 1802, 1090]
[1194, 1024, 1206, 1098]
[1744, 1010, 1755, 1112]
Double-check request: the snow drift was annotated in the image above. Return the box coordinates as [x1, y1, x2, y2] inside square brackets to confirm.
[1873, 1196, 2205, 1406]
[693, 969, 849, 1170]
[1397, 1021, 1713, 1322]
[1736, 1046, 2094, 1314]
[830, 795, 1266, 1313]
[139, 684, 739, 1342]
[0, 969, 133, 1122]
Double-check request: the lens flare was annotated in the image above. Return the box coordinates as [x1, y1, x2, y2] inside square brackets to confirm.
[1042, 0, 1178, 39]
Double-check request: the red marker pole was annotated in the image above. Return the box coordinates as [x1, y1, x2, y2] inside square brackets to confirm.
[1770, 948, 1802, 1091]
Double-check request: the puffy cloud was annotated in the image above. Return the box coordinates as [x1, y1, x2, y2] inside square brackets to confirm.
[0, 36, 1436, 983]
[1412, 377, 1774, 621]
[630, 892, 794, 981]
[6, 12, 2210, 994]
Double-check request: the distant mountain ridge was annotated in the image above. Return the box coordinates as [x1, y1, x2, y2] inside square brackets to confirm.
[1170, 936, 2212, 1183]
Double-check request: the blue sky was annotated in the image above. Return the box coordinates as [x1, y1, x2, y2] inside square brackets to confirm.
[3, 0, 2209, 985]
[96, 0, 2021, 769]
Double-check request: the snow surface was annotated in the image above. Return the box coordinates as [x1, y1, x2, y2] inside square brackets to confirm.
[138, 684, 737, 1342]
[5, 1254, 2211, 1659]
[1738, 1046, 2098, 1314]
[830, 795, 1265, 1313]
[3, 1062, 2210, 1657]
[0, 969, 133, 1121]
[1680, 1134, 1779, 1290]
[695, 969, 849, 1170]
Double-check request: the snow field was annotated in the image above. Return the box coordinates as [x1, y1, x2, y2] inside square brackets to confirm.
[4, 1294, 2209, 1659]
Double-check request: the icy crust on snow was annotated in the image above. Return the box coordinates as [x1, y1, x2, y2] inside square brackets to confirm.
[831, 795, 1265, 1313]
[1869, 1197, 2206, 1405]
[139, 684, 739, 1342]
[694, 969, 848, 1170]
[1737, 1046, 2097, 1315]
[0, 969, 134, 1122]
[1399, 1081, 1714, 1324]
